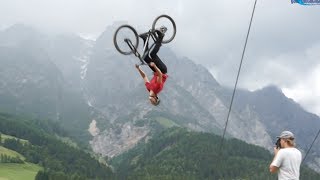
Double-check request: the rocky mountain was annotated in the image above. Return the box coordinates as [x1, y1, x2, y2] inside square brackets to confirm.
[234, 86, 320, 170]
[86, 23, 272, 158]
[0, 23, 319, 172]
[0, 25, 93, 141]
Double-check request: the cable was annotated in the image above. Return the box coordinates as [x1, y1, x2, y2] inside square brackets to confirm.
[219, 0, 258, 152]
[302, 128, 320, 164]
[216, 0, 319, 167]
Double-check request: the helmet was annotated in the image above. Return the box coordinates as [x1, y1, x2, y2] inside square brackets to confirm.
[149, 95, 160, 106]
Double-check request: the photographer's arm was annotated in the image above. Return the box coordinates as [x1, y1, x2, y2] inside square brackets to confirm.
[269, 147, 280, 173]
[269, 164, 279, 173]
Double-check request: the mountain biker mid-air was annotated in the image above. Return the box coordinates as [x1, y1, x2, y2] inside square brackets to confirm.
[135, 27, 168, 106]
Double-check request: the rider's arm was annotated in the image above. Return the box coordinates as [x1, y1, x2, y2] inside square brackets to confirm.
[135, 65, 149, 83]
[150, 62, 162, 83]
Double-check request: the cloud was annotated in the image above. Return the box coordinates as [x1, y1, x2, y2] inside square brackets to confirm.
[282, 63, 320, 116]
[234, 42, 320, 116]
[0, 0, 319, 115]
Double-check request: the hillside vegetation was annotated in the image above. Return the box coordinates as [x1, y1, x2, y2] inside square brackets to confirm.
[0, 113, 114, 180]
[0, 163, 41, 180]
[111, 127, 320, 180]
[1, 111, 319, 179]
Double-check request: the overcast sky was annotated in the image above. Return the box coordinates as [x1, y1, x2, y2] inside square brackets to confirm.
[0, 0, 319, 116]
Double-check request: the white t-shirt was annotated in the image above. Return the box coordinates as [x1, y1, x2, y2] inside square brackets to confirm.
[271, 148, 302, 180]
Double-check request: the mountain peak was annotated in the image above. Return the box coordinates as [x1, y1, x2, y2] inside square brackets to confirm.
[255, 84, 284, 96]
[0, 24, 45, 48]
[3, 23, 38, 35]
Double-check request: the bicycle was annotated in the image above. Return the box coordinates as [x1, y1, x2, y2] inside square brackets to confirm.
[113, 14, 176, 65]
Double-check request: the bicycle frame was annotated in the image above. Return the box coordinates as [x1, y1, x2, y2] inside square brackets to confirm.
[124, 29, 158, 65]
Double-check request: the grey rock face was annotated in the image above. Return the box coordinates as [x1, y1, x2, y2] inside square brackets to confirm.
[90, 122, 149, 158]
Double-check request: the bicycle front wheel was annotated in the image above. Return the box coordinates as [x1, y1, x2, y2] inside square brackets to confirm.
[113, 25, 139, 55]
[152, 15, 176, 44]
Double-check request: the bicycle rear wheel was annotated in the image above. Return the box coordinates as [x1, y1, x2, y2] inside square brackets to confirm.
[152, 15, 176, 44]
[113, 25, 139, 55]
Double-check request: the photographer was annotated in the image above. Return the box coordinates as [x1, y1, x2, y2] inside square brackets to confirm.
[269, 131, 302, 180]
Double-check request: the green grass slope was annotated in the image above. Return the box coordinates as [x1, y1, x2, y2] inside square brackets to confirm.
[0, 135, 41, 180]
[0, 163, 41, 180]
[0, 146, 25, 160]
[1, 134, 28, 144]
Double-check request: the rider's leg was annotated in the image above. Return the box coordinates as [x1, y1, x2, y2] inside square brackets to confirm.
[146, 32, 167, 74]
[143, 55, 155, 72]
[143, 55, 167, 74]
[151, 55, 167, 74]
[141, 30, 166, 73]
[152, 30, 164, 44]
[149, 35, 162, 59]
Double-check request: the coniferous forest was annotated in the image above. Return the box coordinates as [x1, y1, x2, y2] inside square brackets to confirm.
[1, 113, 320, 180]
[0, 113, 114, 180]
[110, 127, 320, 180]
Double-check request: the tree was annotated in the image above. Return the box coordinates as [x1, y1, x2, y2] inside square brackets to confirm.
[35, 170, 49, 180]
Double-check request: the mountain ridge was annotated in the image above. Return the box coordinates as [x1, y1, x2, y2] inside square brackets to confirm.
[0, 24, 319, 172]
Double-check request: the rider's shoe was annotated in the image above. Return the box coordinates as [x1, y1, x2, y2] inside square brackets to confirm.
[153, 30, 164, 44]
